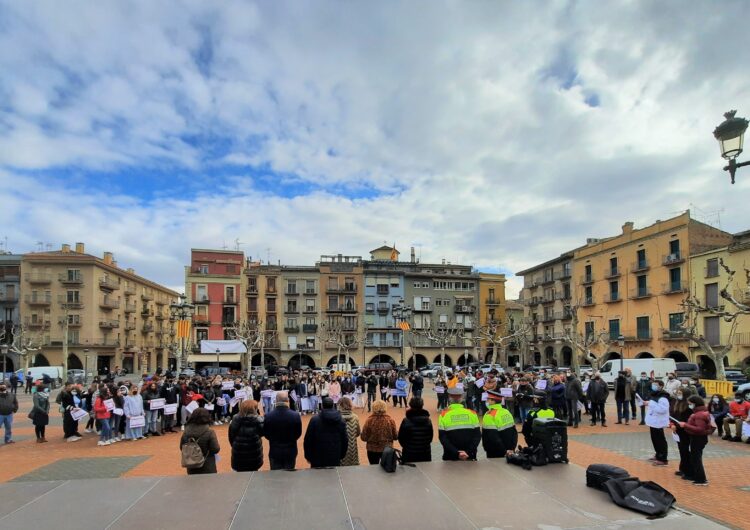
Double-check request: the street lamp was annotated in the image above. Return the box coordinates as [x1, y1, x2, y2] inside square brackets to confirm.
[0, 344, 7, 382]
[215, 347, 221, 369]
[713, 110, 749, 184]
[392, 299, 412, 368]
[169, 293, 195, 374]
[618, 335, 625, 372]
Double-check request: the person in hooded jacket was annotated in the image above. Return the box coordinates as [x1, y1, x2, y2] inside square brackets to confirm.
[678, 395, 712, 486]
[160, 378, 179, 433]
[397, 397, 433, 463]
[180, 408, 221, 475]
[228, 400, 264, 472]
[564, 372, 584, 428]
[304, 397, 347, 468]
[671, 386, 696, 478]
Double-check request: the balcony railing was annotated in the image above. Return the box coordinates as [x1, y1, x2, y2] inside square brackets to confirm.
[377, 305, 389, 314]
[193, 295, 210, 304]
[413, 305, 433, 312]
[662, 329, 686, 340]
[631, 260, 650, 273]
[630, 287, 652, 299]
[623, 329, 652, 341]
[141, 292, 154, 301]
[124, 322, 136, 331]
[25, 294, 52, 305]
[246, 287, 258, 296]
[59, 272, 83, 284]
[25, 273, 52, 284]
[57, 294, 83, 308]
[99, 297, 120, 309]
[485, 299, 501, 306]
[123, 302, 136, 313]
[99, 277, 120, 290]
[0, 292, 19, 303]
[581, 297, 595, 307]
[663, 252, 684, 266]
[124, 284, 136, 295]
[303, 306, 317, 314]
[223, 296, 237, 304]
[99, 320, 120, 329]
[142, 323, 154, 333]
[155, 297, 166, 306]
[284, 326, 300, 333]
[604, 267, 621, 279]
[302, 324, 318, 333]
[25, 318, 50, 329]
[662, 282, 688, 295]
[604, 292, 622, 303]
[581, 274, 594, 285]
[326, 285, 357, 294]
[304, 289, 317, 295]
[192, 314, 209, 323]
[285, 289, 299, 296]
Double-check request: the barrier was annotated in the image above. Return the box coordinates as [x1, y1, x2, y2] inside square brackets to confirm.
[699, 379, 734, 398]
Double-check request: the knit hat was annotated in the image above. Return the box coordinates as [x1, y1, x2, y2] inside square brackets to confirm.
[119, 386, 128, 394]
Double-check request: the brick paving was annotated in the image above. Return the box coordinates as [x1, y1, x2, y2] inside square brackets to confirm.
[1, 387, 749, 528]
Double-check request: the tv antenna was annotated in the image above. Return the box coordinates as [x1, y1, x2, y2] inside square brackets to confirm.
[234, 238, 243, 251]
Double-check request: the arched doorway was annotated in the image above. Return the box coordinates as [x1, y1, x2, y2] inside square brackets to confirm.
[432, 354, 453, 367]
[67, 354, 83, 370]
[507, 354, 520, 368]
[0, 355, 14, 373]
[156, 353, 163, 371]
[458, 352, 475, 366]
[533, 351, 541, 365]
[407, 354, 428, 370]
[544, 346, 555, 365]
[369, 354, 397, 366]
[602, 351, 621, 363]
[326, 356, 357, 368]
[288, 354, 316, 370]
[33, 353, 50, 367]
[561, 346, 572, 367]
[698, 355, 716, 379]
[636, 352, 654, 359]
[665, 350, 689, 362]
[250, 353, 278, 369]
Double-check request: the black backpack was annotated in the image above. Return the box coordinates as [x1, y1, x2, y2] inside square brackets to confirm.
[604, 477, 676, 518]
[380, 447, 415, 473]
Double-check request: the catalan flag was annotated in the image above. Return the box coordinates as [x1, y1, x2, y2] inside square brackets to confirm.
[390, 243, 398, 262]
[397, 321, 410, 331]
[176, 319, 191, 338]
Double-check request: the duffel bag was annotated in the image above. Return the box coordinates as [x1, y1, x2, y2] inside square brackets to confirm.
[586, 463, 630, 491]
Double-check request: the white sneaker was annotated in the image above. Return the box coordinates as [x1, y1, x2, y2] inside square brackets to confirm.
[181, 425, 185, 431]
[67, 437, 77, 443]
[97, 441, 107, 446]
[85, 429, 93, 434]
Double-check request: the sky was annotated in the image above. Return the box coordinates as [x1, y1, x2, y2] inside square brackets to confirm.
[1, 1, 749, 298]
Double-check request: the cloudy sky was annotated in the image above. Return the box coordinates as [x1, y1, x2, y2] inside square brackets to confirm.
[1, 1, 748, 297]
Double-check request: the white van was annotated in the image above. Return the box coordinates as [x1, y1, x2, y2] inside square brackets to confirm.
[598, 358, 676, 388]
[15, 366, 64, 388]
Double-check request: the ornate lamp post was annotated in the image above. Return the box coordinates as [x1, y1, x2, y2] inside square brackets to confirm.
[169, 294, 194, 374]
[392, 299, 412, 368]
[713, 110, 749, 184]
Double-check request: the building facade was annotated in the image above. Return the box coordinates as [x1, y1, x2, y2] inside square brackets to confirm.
[280, 266, 321, 369]
[689, 230, 750, 372]
[0, 253, 21, 373]
[20, 243, 178, 375]
[243, 262, 282, 369]
[478, 272, 508, 361]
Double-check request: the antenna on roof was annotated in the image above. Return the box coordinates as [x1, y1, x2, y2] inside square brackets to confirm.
[36, 241, 44, 252]
[221, 240, 228, 250]
[267, 248, 271, 264]
[234, 238, 243, 251]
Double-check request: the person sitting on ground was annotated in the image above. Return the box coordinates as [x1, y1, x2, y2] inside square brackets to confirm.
[398, 397, 433, 463]
[228, 399, 264, 472]
[723, 391, 750, 442]
[482, 390, 517, 458]
[180, 408, 221, 475]
[361, 399, 398, 465]
[521, 392, 554, 447]
[303, 397, 347, 468]
[707, 394, 729, 437]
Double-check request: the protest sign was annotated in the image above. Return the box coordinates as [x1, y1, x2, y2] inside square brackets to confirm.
[103, 399, 115, 411]
[163, 404, 178, 416]
[129, 415, 145, 428]
[535, 379, 548, 390]
[149, 398, 166, 410]
[185, 401, 199, 414]
[500, 387, 513, 398]
[71, 408, 88, 421]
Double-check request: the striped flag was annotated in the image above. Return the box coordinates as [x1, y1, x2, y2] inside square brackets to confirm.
[390, 244, 398, 262]
[397, 321, 410, 331]
[176, 319, 191, 338]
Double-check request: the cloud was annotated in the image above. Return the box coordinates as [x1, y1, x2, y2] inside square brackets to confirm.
[1, 0, 749, 299]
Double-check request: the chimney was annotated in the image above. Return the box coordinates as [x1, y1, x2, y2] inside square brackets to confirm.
[112, 261, 118, 268]
[622, 222, 634, 234]
[75, 242, 85, 253]
[411, 246, 416, 263]
[103, 252, 113, 265]
[61, 244, 71, 253]
[126, 268, 135, 274]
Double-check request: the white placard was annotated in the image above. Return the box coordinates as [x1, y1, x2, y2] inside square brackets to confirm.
[149, 398, 166, 410]
[742, 422, 750, 438]
[290, 390, 298, 401]
[230, 397, 240, 408]
[185, 401, 199, 414]
[671, 432, 680, 443]
[481, 392, 488, 402]
[475, 378, 485, 389]
[129, 415, 145, 428]
[204, 403, 215, 411]
[434, 386, 445, 393]
[535, 380, 548, 390]
[163, 404, 178, 415]
[577, 400, 586, 412]
[234, 390, 248, 401]
[222, 381, 234, 390]
[216, 397, 226, 407]
[104, 399, 115, 411]
[301, 397, 312, 411]
[500, 387, 513, 398]
[635, 394, 644, 407]
[113, 408, 124, 416]
[582, 382, 590, 393]
[455, 383, 464, 391]
[260, 390, 274, 399]
[71, 408, 88, 421]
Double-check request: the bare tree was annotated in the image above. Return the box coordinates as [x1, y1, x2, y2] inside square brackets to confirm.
[412, 321, 467, 370]
[225, 319, 265, 372]
[1, 323, 42, 372]
[563, 298, 616, 373]
[317, 317, 368, 369]
[474, 315, 533, 366]
[679, 259, 749, 381]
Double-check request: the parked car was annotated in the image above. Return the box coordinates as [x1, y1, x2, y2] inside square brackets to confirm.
[420, 363, 449, 378]
[724, 369, 748, 390]
[477, 364, 505, 374]
[67, 369, 85, 384]
[362, 362, 394, 375]
[674, 362, 701, 379]
[738, 381, 750, 401]
[179, 367, 196, 377]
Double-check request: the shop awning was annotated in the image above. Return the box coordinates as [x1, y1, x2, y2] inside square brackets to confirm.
[200, 340, 247, 354]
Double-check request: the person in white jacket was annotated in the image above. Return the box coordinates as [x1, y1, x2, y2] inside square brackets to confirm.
[664, 373, 681, 398]
[645, 379, 671, 465]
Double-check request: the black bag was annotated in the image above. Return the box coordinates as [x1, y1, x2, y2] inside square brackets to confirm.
[604, 477, 676, 518]
[586, 464, 631, 491]
[532, 417, 568, 463]
[520, 444, 547, 466]
[506, 450, 532, 470]
[380, 447, 415, 473]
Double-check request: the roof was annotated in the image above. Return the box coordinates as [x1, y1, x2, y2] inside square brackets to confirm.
[515, 250, 575, 276]
[370, 245, 399, 253]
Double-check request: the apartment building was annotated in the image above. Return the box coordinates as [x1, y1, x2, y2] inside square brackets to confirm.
[185, 249, 244, 349]
[517, 252, 575, 367]
[364, 246, 406, 367]
[244, 262, 282, 369]
[504, 299, 524, 367]
[280, 266, 321, 369]
[689, 230, 750, 373]
[0, 253, 21, 373]
[478, 272, 508, 360]
[20, 243, 178, 375]
[574, 212, 733, 366]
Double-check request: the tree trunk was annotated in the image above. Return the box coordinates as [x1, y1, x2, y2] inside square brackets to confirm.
[440, 345, 445, 370]
[491, 341, 498, 366]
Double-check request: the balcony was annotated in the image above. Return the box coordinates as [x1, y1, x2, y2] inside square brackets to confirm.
[341, 304, 357, 313]
[413, 305, 433, 312]
[631, 260, 650, 273]
[559, 310, 573, 320]
[223, 296, 238, 305]
[99, 297, 120, 310]
[124, 284, 136, 296]
[285, 289, 299, 296]
[541, 313, 556, 323]
[246, 287, 258, 297]
[221, 320, 236, 327]
[25, 318, 50, 329]
[59, 272, 83, 285]
[141, 292, 154, 301]
[99, 320, 120, 329]
[284, 307, 300, 315]
[581, 297, 595, 307]
[377, 305, 390, 314]
[662, 329, 686, 340]
[0, 292, 19, 304]
[326, 284, 357, 294]
[604, 292, 622, 303]
[99, 277, 120, 291]
[630, 287, 652, 299]
[302, 324, 318, 333]
[266, 287, 278, 297]
[123, 302, 136, 313]
[25, 273, 52, 284]
[193, 295, 210, 304]
[140, 307, 153, 318]
[485, 299, 501, 306]
[540, 275, 556, 286]
[142, 323, 154, 333]
[454, 305, 475, 314]
[155, 313, 164, 321]
[623, 330, 652, 342]
[581, 274, 594, 285]
[155, 297, 166, 306]
[124, 322, 136, 331]
[25, 294, 52, 306]
[192, 314, 209, 324]
[604, 267, 621, 279]
[662, 281, 688, 295]
[284, 326, 300, 333]
[60, 317, 82, 328]
[663, 252, 684, 266]
[304, 289, 317, 296]
[302, 306, 317, 314]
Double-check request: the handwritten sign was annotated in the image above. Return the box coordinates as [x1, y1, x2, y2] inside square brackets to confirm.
[113, 408, 124, 416]
[216, 397, 226, 407]
[234, 390, 248, 401]
[535, 379, 548, 390]
[185, 401, 199, 414]
[163, 404, 178, 415]
[71, 408, 88, 421]
[103, 399, 115, 411]
[129, 415, 145, 428]
[204, 403, 215, 411]
[500, 387, 513, 398]
[149, 398, 166, 410]
[222, 381, 234, 390]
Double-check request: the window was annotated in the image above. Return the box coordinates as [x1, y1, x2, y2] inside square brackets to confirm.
[584, 286, 593, 304]
[305, 317, 316, 325]
[390, 278, 400, 288]
[305, 299, 315, 312]
[705, 283, 719, 308]
[488, 288, 495, 302]
[414, 314, 431, 329]
[196, 329, 209, 342]
[226, 264, 236, 274]
[705, 316, 720, 346]
[288, 336, 297, 349]
[669, 268, 682, 290]
[344, 296, 355, 310]
[306, 336, 315, 349]
[66, 269, 81, 281]
[636, 249, 647, 269]
[344, 277, 356, 291]
[637, 275, 647, 296]
[199, 264, 209, 274]
[636, 316, 650, 339]
[609, 257, 618, 275]
[584, 321, 595, 341]
[196, 305, 207, 316]
[366, 302, 374, 313]
[196, 285, 207, 301]
[343, 316, 356, 330]
[225, 286, 235, 303]
[306, 280, 315, 294]
[222, 306, 235, 324]
[377, 284, 389, 295]
[563, 283, 571, 299]
[68, 314, 80, 325]
[248, 277, 257, 292]
[668, 312, 684, 332]
[287, 280, 297, 294]
[67, 290, 80, 303]
[562, 262, 571, 277]
[609, 281, 619, 301]
[329, 277, 339, 290]
[286, 318, 297, 328]
[584, 264, 592, 281]
[267, 298, 276, 312]
[669, 239, 680, 257]
[377, 300, 388, 310]
[608, 319, 620, 341]
[267, 277, 276, 292]
[413, 296, 431, 311]
[287, 300, 298, 313]
[328, 296, 338, 310]
[706, 258, 719, 278]
[247, 298, 257, 312]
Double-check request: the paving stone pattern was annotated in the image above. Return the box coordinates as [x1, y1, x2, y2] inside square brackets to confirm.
[570, 431, 747, 460]
[11, 456, 149, 482]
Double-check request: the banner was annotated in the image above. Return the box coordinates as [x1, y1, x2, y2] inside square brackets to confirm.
[176, 319, 191, 339]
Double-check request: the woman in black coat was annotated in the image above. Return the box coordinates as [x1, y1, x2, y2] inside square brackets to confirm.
[228, 399, 264, 472]
[397, 397, 433, 463]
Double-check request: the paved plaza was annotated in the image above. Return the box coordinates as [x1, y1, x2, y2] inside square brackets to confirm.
[0, 388, 749, 529]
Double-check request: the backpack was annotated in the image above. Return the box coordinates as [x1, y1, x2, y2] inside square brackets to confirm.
[181, 432, 207, 470]
[380, 447, 415, 473]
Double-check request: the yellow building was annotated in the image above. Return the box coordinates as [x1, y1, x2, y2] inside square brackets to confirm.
[478, 272, 507, 361]
[689, 230, 750, 372]
[21, 243, 178, 376]
[574, 212, 733, 366]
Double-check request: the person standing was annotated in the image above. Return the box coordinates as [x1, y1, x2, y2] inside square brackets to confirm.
[671, 387, 695, 478]
[614, 371, 632, 425]
[679, 396, 712, 486]
[397, 397, 433, 463]
[366, 374, 378, 412]
[481, 390, 517, 458]
[141, 381, 161, 437]
[664, 373, 681, 398]
[438, 387, 481, 461]
[587, 373, 609, 427]
[360, 399, 398, 464]
[30, 383, 50, 443]
[160, 377, 179, 434]
[180, 408, 221, 475]
[0, 384, 18, 444]
[722, 392, 750, 442]
[625, 368, 638, 419]
[8, 373, 18, 395]
[264, 391, 302, 470]
[515, 377, 535, 423]
[304, 397, 347, 468]
[564, 372, 584, 428]
[60, 383, 83, 442]
[635, 372, 652, 425]
[25, 371, 33, 394]
[645, 379, 671, 466]
[228, 400, 264, 472]
[110, 386, 125, 442]
[549, 376, 567, 420]
[93, 387, 113, 446]
[395, 374, 408, 408]
[124, 386, 145, 440]
[409, 372, 424, 399]
[338, 397, 361, 466]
